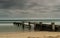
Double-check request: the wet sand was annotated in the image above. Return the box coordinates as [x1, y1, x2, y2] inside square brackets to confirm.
[0, 31, 60, 38]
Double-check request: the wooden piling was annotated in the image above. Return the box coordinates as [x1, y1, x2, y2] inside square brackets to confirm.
[51, 22, 55, 31]
[22, 21, 24, 30]
[28, 22, 31, 30]
[34, 22, 37, 31]
[39, 22, 42, 31]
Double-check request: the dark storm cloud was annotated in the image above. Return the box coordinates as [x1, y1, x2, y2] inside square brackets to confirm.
[0, 0, 38, 9]
[0, 0, 26, 9]
[0, 0, 15, 9]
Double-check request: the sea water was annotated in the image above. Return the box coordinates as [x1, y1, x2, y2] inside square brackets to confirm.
[0, 21, 60, 32]
[0, 22, 22, 32]
[0, 22, 34, 32]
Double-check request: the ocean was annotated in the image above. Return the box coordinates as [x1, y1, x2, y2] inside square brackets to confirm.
[0, 20, 60, 32]
[0, 22, 34, 32]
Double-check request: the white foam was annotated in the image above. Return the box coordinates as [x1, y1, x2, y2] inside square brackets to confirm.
[0, 23, 13, 26]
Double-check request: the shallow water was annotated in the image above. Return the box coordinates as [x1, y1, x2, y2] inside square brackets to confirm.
[0, 26, 18, 32]
[0, 24, 34, 32]
[0, 21, 60, 32]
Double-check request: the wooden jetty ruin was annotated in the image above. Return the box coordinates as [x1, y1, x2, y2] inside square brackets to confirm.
[13, 22, 60, 32]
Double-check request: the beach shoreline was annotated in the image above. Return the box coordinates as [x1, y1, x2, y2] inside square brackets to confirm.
[0, 31, 60, 38]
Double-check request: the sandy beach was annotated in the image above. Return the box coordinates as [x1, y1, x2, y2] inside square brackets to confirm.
[0, 31, 60, 38]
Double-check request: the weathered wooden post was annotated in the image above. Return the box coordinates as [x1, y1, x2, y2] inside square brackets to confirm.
[28, 22, 31, 31]
[39, 22, 42, 31]
[51, 22, 55, 31]
[22, 21, 25, 31]
[13, 22, 21, 27]
[34, 22, 37, 31]
[13, 22, 22, 32]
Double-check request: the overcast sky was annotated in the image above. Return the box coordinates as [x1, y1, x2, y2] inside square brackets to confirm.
[0, 0, 60, 19]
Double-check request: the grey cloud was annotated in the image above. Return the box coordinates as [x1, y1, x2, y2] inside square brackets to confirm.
[0, 0, 60, 9]
[0, 0, 60, 18]
[0, 0, 27, 9]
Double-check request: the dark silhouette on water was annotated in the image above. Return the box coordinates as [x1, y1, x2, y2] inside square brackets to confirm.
[13, 21, 60, 32]
[39, 22, 43, 31]
[28, 22, 31, 30]
[13, 22, 22, 27]
[34, 22, 42, 31]
[22, 21, 24, 30]
[50, 22, 55, 31]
